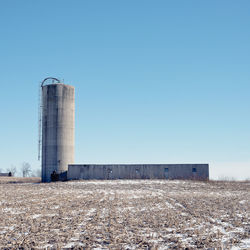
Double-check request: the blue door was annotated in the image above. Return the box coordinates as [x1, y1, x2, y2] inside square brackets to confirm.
[164, 168, 169, 179]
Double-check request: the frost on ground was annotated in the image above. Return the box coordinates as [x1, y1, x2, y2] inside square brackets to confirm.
[0, 178, 249, 249]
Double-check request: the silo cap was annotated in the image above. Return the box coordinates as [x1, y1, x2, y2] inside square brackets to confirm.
[41, 77, 61, 87]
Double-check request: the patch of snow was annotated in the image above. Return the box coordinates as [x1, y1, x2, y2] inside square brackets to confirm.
[239, 200, 246, 204]
[0, 226, 15, 233]
[165, 201, 175, 209]
[175, 202, 185, 209]
[51, 205, 60, 209]
[236, 213, 243, 218]
[41, 244, 54, 248]
[2, 207, 22, 214]
[211, 225, 227, 234]
[62, 242, 76, 248]
[31, 214, 41, 219]
[45, 213, 56, 217]
[241, 238, 250, 247]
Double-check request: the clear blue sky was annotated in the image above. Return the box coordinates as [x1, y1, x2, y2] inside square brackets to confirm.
[0, 0, 249, 179]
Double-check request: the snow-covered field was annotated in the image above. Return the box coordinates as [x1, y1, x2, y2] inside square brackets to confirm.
[0, 178, 249, 249]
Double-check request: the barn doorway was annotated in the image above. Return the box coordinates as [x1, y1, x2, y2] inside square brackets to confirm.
[164, 168, 169, 179]
[107, 169, 113, 180]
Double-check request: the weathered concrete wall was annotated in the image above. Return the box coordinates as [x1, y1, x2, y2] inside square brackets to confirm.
[0, 173, 11, 177]
[42, 84, 75, 182]
[67, 164, 209, 180]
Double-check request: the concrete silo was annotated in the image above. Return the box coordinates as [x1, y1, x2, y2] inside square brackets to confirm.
[40, 78, 75, 182]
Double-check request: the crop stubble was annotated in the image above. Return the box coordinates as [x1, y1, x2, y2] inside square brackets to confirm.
[0, 178, 249, 249]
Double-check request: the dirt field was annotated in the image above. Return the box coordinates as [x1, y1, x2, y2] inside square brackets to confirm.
[0, 178, 249, 249]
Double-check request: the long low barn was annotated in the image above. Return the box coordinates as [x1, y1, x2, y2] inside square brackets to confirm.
[0, 173, 12, 177]
[67, 164, 209, 180]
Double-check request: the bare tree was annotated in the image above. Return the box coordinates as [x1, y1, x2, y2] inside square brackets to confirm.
[35, 169, 41, 177]
[6, 165, 17, 176]
[21, 162, 32, 177]
[30, 169, 41, 177]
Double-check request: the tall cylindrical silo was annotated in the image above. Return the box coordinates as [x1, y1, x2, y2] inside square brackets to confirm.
[41, 80, 75, 182]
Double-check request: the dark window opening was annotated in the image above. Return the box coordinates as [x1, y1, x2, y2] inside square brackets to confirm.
[165, 168, 169, 172]
[192, 168, 197, 173]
